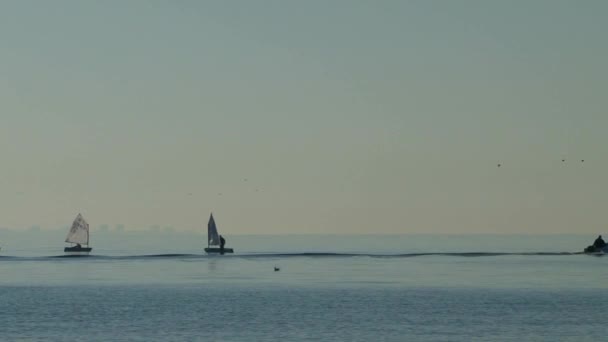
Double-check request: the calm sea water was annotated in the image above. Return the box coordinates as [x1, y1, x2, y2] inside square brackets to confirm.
[0, 232, 606, 341]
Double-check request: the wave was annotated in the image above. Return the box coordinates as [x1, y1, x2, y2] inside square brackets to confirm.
[242, 252, 582, 258]
[0, 251, 587, 261]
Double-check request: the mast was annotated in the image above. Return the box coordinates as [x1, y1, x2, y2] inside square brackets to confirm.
[84, 214, 90, 247]
[208, 213, 211, 248]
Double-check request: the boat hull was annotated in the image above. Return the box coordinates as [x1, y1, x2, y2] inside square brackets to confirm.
[64, 246, 92, 253]
[204, 247, 234, 254]
[584, 245, 608, 254]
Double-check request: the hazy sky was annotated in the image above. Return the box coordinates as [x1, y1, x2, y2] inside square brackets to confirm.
[1, 0, 606, 234]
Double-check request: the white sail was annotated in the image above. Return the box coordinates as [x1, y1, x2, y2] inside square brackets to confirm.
[65, 213, 89, 245]
[208, 214, 220, 246]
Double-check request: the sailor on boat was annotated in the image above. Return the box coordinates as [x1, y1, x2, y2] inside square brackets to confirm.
[593, 235, 606, 249]
[64, 213, 93, 253]
[204, 214, 234, 254]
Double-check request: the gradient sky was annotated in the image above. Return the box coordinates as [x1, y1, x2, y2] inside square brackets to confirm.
[1, 0, 607, 234]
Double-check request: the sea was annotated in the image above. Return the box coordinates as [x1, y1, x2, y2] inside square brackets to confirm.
[0, 231, 606, 341]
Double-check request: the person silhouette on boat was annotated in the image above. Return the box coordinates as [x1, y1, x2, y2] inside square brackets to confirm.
[76, 243, 82, 249]
[219, 235, 226, 255]
[593, 235, 606, 249]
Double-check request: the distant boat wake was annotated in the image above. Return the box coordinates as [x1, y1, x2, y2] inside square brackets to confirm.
[0, 251, 588, 261]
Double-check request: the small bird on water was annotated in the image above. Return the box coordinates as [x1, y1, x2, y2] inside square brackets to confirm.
[274, 266, 280, 272]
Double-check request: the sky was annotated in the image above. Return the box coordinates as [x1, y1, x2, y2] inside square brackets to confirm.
[0, 0, 607, 234]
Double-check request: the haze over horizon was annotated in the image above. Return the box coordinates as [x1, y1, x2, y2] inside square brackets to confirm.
[1, 1, 607, 234]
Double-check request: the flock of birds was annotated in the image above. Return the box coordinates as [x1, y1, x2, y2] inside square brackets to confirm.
[497, 159, 585, 167]
[186, 178, 261, 197]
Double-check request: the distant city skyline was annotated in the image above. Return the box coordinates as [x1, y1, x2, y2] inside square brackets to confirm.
[1, 0, 607, 234]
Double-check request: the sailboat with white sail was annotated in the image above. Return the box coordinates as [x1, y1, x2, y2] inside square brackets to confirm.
[204, 213, 233, 254]
[64, 213, 92, 252]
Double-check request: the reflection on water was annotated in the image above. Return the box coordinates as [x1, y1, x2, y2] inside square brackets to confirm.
[207, 258, 218, 272]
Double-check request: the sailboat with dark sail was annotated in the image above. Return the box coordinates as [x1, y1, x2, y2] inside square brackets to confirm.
[204, 213, 233, 254]
[64, 213, 92, 252]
